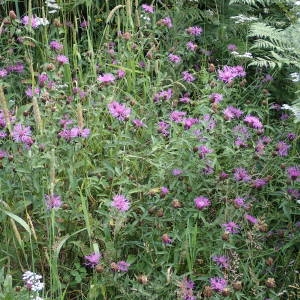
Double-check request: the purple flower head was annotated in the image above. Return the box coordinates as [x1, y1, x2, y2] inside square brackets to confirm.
[186, 41, 198, 51]
[116, 261, 130, 272]
[287, 188, 300, 199]
[244, 214, 258, 224]
[203, 164, 214, 175]
[132, 119, 145, 128]
[0, 149, 7, 159]
[209, 93, 223, 104]
[179, 94, 191, 103]
[227, 44, 237, 52]
[141, 4, 154, 13]
[116, 69, 126, 79]
[233, 197, 246, 208]
[244, 115, 263, 130]
[159, 17, 173, 28]
[276, 141, 290, 157]
[223, 106, 243, 120]
[6, 63, 24, 73]
[80, 20, 89, 28]
[157, 121, 170, 136]
[194, 196, 211, 210]
[38, 73, 48, 86]
[172, 168, 183, 176]
[108, 101, 131, 121]
[210, 277, 228, 292]
[183, 117, 199, 130]
[161, 186, 169, 196]
[287, 166, 300, 181]
[84, 252, 101, 268]
[50, 40, 63, 51]
[233, 167, 251, 182]
[0, 69, 8, 78]
[12, 124, 33, 147]
[218, 65, 246, 83]
[170, 111, 186, 123]
[56, 55, 69, 64]
[197, 145, 213, 159]
[287, 133, 297, 141]
[112, 194, 130, 212]
[222, 221, 240, 234]
[168, 53, 181, 64]
[97, 73, 115, 84]
[21, 16, 39, 28]
[178, 277, 195, 300]
[162, 233, 172, 244]
[252, 178, 268, 189]
[154, 88, 172, 102]
[212, 255, 229, 269]
[262, 74, 273, 83]
[182, 71, 195, 82]
[186, 26, 203, 36]
[0, 131, 7, 139]
[45, 194, 62, 210]
[25, 87, 40, 98]
[219, 171, 229, 180]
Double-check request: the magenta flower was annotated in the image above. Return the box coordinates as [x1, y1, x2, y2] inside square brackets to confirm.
[244, 115, 263, 130]
[227, 44, 237, 52]
[170, 111, 186, 123]
[141, 4, 154, 13]
[12, 123, 33, 147]
[154, 88, 172, 102]
[162, 233, 172, 244]
[182, 71, 195, 82]
[244, 214, 258, 224]
[21, 16, 39, 28]
[6, 63, 24, 73]
[209, 93, 223, 104]
[233, 167, 251, 182]
[161, 186, 169, 196]
[111, 194, 130, 212]
[116, 69, 126, 78]
[25, 87, 40, 98]
[223, 106, 243, 120]
[0, 69, 8, 78]
[186, 41, 198, 51]
[168, 53, 181, 64]
[132, 119, 145, 127]
[38, 73, 48, 86]
[287, 188, 300, 198]
[233, 197, 247, 208]
[287, 166, 300, 181]
[178, 277, 195, 300]
[172, 169, 183, 176]
[179, 94, 191, 103]
[97, 73, 115, 84]
[197, 145, 213, 159]
[252, 178, 268, 189]
[186, 26, 203, 36]
[222, 221, 240, 234]
[159, 17, 173, 28]
[194, 196, 211, 210]
[116, 261, 130, 272]
[276, 141, 290, 157]
[157, 121, 170, 136]
[49, 40, 63, 51]
[45, 194, 62, 210]
[108, 101, 131, 121]
[80, 20, 89, 28]
[56, 55, 69, 64]
[183, 117, 199, 130]
[84, 252, 101, 268]
[218, 65, 246, 83]
[210, 277, 228, 292]
[212, 255, 229, 269]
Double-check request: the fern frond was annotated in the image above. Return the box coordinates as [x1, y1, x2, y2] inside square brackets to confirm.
[229, 0, 273, 7]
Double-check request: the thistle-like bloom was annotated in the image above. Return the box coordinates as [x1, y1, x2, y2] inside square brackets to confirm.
[186, 41, 198, 51]
[252, 178, 268, 189]
[111, 194, 130, 212]
[233, 197, 246, 208]
[194, 196, 211, 210]
[56, 55, 69, 64]
[210, 277, 227, 292]
[157, 121, 170, 136]
[0, 69, 8, 78]
[141, 4, 154, 14]
[212, 255, 229, 269]
[168, 53, 181, 64]
[158, 17, 173, 28]
[170, 111, 186, 123]
[227, 44, 237, 52]
[244, 214, 258, 224]
[132, 119, 145, 127]
[186, 26, 203, 36]
[108, 101, 131, 121]
[84, 252, 101, 268]
[222, 221, 239, 234]
[154, 88, 173, 102]
[244, 115, 263, 130]
[182, 71, 195, 82]
[209, 93, 223, 104]
[233, 167, 251, 182]
[223, 106, 243, 120]
[287, 166, 300, 181]
[162, 233, 172, 244]
[45, 194, 62, 209]
[197, 145, 213, 159]
[12, 123, 33, 147]
[116, 261, 130, 272]
[276, 141, 290, 157]
[161, 186, 169, 196]
[49, 40, 63, 51]
[172, 169, 183, 176]
[97, 73, 115, 84]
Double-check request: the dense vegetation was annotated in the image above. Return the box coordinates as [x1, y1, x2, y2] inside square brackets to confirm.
[0, 0, 299, 299]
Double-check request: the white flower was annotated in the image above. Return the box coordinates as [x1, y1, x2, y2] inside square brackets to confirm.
[22, 271, 44, 292]
[290, 72, 300, 82]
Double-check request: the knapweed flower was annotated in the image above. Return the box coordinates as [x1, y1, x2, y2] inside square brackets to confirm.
[12, 123, 33, 147]
[111, 194, 130, 212]
[210, 277, 228, 292]
[38, 73, 48, 86]
[22, 271, 44, 292]
[179, 94, 191, 103]
[182, 71, 195, 82]
[168, 53, 181, 64]
[22, 16, 49, 28]
[287, 188, 300, 199]
[58, 127, 90, 140]
[132, 119, 145, 127]
[84, 252, 101, 268]
[6, 63, 24, 73]
[227, 44, 237, 52]
[172, 168, 183, 176]
[186, 26, 203, 36]
[183, 118, 199, 130]
[194, 196, 211, 210]
[161, 186, 169, 196]
[197, 145, 213, 159]
[170, 111, 186, 123]
[178, 277, 195, 300]
[218, 65, 246, 83]
[244, 115, 263, 130]
[116, 261, 130, 272]
[0, 69, 8, 78]
[233, 197, 247, 208]
[287, 166, 300, 181]
[222, 221, 240, 233]
[252, 178, 268, 189]
[141, 4, 154, 13]
[97, 73, 115, 84]
[158, 17, 172, 28]
[157, 121, 170, 136]
[223, 106, 243, 120]
[116, 69, 126, 79]
[45, 194, 62, 209]
[276, 141, 290, 157]
[153, 88, 172, 102]
[25, 87, 40, 98]
[108, 101, 131, 121]
[186, 41, 198, 51]
[49, 40, 63, 51]
[233, 167, 251, 182]
[209, 93, 223, 104]
[244, 214, 258, 224]
[287, 132, 297, 141]
[80, 20, 89, 28]
[162, 233, 172, 244]
[56, 54, 69, 64]
[212, 255, 229, 269]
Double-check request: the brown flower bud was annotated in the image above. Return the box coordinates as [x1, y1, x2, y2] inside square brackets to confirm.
[208, 64, 215, 72]
[222, 232, 229, 241]
[9, 11, 17, 20]
[221, 287, 231, 297]
[95, 264, 104, 273]
[202, 285, 213, 297]
[232, 281, 242, 291]
[46, 63, 55, 71]
[137, 275, 148, 284]
[265, 277, 276, 288]
[265, 257, 274, 266]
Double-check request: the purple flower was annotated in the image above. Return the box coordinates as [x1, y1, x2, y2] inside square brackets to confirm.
[183, 118, 199, 129]
[244, 214, 258, 224]
[84, 252, 101, 268]
[276, 141, 290, 157]
[111, 194, 130, 212]
[178, 277, 195, 300]
[197, 145, 212, 159]
[172, 169, 183, 176]
[116, 69, 126, 78]
[80, 20, 89, 28]
[56, 55, 69, 64]
[244, 115, 263, 130]
[182, 71, 195, 82]
[179, 94, 191, 103]
[132, 119, 145, 127]
[161, 186, 169, 196]
[287, 188, 300, 199]
[116, 261, 130, 272]
[0, 149, 7, 159]
[97, 73, 115, 84]
[218, 65, 246, 83]
[210, 277, 228, 292]
[158, 17, 173, 28]
[25, 87, 40, 98]
[21, 16, 39, 28]
[209, 93, 223, 104]
[186, 26, 203, 36]
[212, 255, 229, 269]
[38, 73, 48, 86]
[162, 233, 172, 244]
[0, 131, 7, 139]
[203, 164, 214, 175]
[223, 106, 243, 120]
[157, 121, 170, 136]
[233, 197, 247, 208]
[12, 124, 33, 147]
[194, 196, 211, 210]
[233, 167, 251, 182]
[252, 178, 268, 189]
[186, 41, 198, 51]
[287, 166, 300, 181]
[287, 133, 297, 141]
[219, 171, 229, 180]
[222, 221, 240, 234]
[168, 53, 181, 64]
[154, 88, 172, 102]
[227, 44, 237, 52]
[50, 40, 63, 51]
[6, 63, 24, 73]
[45, 194, 62, 210]
[108, 101, 131, 121]
[262, 74, 273, 82]
[141, 4, 154, 13]
[0, 69, 8, 78]
[170, 111, 186, 123]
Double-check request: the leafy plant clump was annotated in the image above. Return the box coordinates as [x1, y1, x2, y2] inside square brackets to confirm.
[0, 0, 299, 299]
